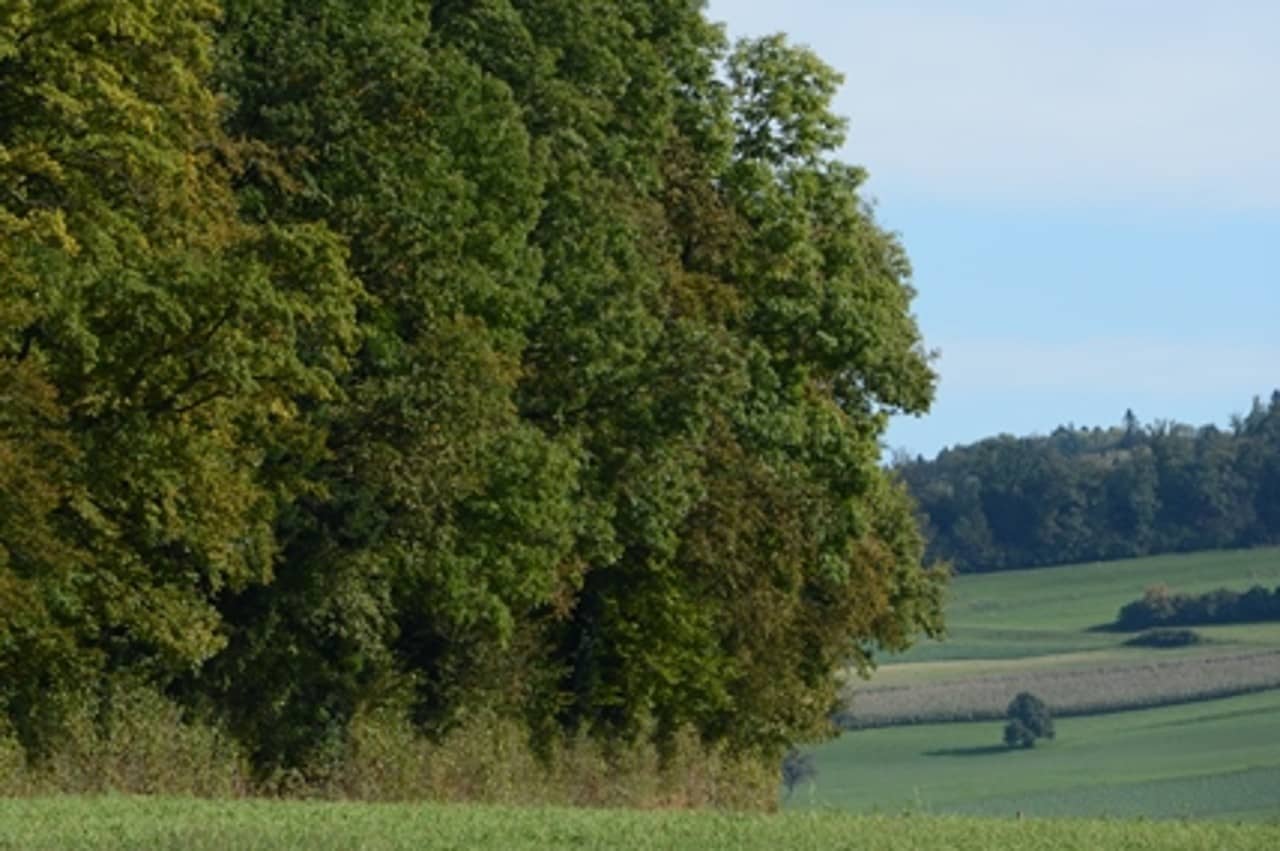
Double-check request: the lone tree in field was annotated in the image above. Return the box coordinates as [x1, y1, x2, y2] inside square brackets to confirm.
[1004, 692, 1054, 749]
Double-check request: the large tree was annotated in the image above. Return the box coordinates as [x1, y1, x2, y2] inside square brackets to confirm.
[0, 0, 358, 749]
[4, 0, 944, 772]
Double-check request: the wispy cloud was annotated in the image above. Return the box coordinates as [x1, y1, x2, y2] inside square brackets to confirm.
[710, 1, 1280, 208]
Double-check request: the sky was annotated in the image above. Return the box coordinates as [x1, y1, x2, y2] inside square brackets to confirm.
[706, 0, 1280, 459]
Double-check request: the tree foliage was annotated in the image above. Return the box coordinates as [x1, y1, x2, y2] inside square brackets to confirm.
[1004, 692, 1053, 749]
[2, 0, 941, 773]
[901, 394, 1280, 573]
[1115, 584, 1280, 631]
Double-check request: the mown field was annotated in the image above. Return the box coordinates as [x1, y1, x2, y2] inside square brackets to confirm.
[898, 546, 1280, 663]
[799, 689, 1280, 820]
[1, 796, 1277, 851]
[809, 547, 1280, 818]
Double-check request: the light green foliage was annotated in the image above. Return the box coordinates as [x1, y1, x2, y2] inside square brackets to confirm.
[209, 0, 581, 766]
[0, 797, 1277, 851]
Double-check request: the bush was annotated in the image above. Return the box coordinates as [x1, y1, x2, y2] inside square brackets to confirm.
[1114, 583, 1280, 630]
[327, 707, 776, 809]
[1124, 628, 1203, 648]
[36, 684, 250, 797]
[1003, 692, 1053, 749]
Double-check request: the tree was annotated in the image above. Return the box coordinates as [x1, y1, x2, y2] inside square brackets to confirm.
[209, 0, 580, 769]
[900, 396, 1280, 573]
[1004, 692, 1054, 749]
[1, 1, 948, 777]
[1, 0, 358, 753]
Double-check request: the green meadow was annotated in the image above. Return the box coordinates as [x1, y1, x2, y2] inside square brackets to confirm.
[0, 797, 1276, 851]
[901, 546, 1280, 663]
[808, 547, 1280, 818]
[798, 689, 1280, 820]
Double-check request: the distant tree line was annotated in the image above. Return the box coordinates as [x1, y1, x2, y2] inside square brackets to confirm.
[0, 0, 943, 782]
[1115, 585, 1280, 631]
[898, 395, 1280, 572]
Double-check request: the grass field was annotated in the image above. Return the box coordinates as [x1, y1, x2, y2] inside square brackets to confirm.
[844, 545, 1280, 716]
[899, 546, 1280, 663]
[1, 797, 1277, 850]
[797, 689, 1280, 820]
[812, 547, 1280, 819]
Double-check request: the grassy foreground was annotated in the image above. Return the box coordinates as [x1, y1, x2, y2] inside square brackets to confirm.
[0, 797, 1276, 851]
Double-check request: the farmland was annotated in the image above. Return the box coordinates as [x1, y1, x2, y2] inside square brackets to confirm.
[899, 546, 1280, 662]
[841, 547, 1280, 723]
[805, 547, 1280, 817]
[802, 689, 1280, 819]
[1, 796, 1277, 851]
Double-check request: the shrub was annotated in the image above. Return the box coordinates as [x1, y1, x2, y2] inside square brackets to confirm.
[1124, 628, 1203, 648]
[36, 683, 250, 797]
[1114, 583, 1280, 630]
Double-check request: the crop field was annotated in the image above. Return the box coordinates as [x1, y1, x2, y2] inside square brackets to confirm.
[843, 648, 1280, 726]
[840, 546, 1280, 723]
[798, 688, 1280, 820]
[1, 797, 1277, 851]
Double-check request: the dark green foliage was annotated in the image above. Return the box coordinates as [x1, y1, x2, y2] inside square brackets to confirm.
[1002, 719, 1035, 749]
[1124, 628, 1203, 648]
[902, 395, 1280, 572]
[1115, 585, 1280, 631]
[1003, 692, 1053, 749]
[1, 0, 359, 753]
[1, 0, 943, 782]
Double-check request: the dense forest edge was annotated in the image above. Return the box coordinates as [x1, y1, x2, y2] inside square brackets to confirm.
[899, 396, 1280, 572]
[0, 0, 944, 803]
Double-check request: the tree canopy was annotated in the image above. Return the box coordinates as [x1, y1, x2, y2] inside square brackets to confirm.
[1, 0, 941, 774]
[900, 395, 1280, 573]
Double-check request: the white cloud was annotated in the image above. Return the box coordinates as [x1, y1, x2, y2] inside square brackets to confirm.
[708, 1, 1280, 208]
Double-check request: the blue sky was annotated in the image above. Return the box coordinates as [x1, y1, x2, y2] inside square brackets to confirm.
[706, 0, 1280, 458]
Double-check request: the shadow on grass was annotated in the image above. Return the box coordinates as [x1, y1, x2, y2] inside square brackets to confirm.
[923, 745, 1011, 758]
